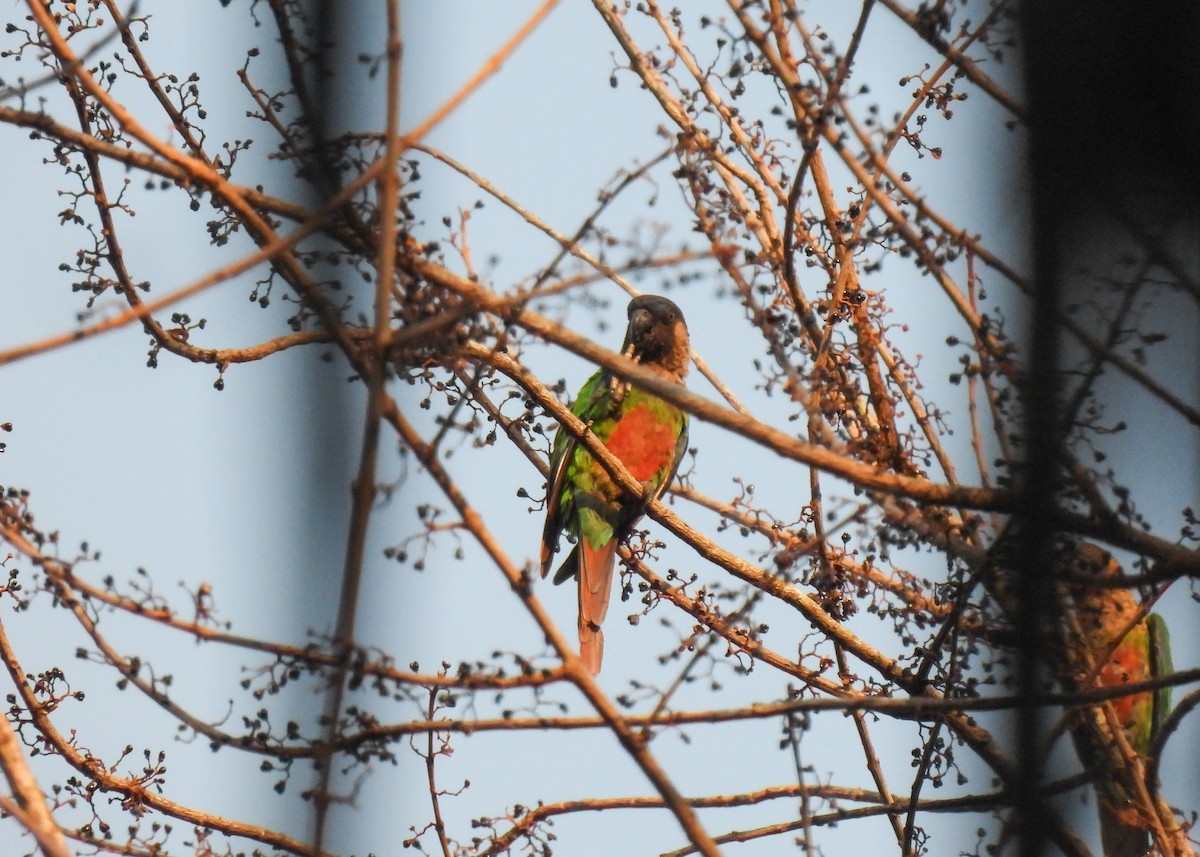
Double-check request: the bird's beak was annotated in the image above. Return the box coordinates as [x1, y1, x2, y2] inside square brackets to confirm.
[628, 308, 653, 340]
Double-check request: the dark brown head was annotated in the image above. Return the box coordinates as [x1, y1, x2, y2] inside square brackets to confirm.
[621, 295, 689, 379]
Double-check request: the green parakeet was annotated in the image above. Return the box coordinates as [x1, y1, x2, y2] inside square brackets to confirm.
[541, 295, 690, 674]
[1066, 544, 1173, 857]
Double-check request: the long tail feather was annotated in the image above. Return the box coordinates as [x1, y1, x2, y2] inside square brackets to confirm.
[579, 621, 604, 675]
[578, 540, 616, 674]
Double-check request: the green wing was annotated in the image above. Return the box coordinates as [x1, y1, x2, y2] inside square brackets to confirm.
[658, 415, 688, 504]
[1148, 612, 1172, 740]
[540, 371, 613, 577]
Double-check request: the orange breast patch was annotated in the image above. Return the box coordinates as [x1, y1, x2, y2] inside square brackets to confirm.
[604, 403, 677, 482]
[1100, 644, 1149, 725]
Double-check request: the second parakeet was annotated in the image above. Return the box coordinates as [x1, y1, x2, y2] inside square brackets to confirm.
[1066, 543, 1173, 857]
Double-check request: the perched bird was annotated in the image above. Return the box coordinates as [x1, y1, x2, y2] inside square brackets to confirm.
[1066, 544, 1173, 857]
[541, 295, 690, 674]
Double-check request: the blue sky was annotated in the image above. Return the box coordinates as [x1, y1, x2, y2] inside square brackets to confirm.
[1, 2, 1196, 855]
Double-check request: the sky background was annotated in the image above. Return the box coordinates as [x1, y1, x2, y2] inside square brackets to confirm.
[1, 2, 1196, 855]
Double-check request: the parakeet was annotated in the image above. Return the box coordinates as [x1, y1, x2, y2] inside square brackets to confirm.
[541, 295, 690, 675]
[1066, 544, 1173, 857]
